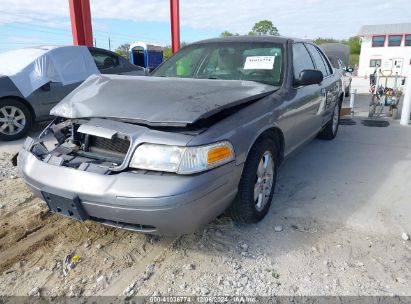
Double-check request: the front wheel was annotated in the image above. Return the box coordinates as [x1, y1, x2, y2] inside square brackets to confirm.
[318, 102, 340, 140]
[227, 136, 277, 223]
[0, 99, 32, 141]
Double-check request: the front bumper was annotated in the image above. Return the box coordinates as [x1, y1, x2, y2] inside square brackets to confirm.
[18, 149, 243, 235]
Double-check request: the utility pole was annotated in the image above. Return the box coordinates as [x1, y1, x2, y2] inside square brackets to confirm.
[94, 38, 96, 47]
[108, 37, 111, 51]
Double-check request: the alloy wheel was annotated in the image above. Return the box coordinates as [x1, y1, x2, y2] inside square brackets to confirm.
[254, 151, 275, 211]
[0, 106, 27, 136]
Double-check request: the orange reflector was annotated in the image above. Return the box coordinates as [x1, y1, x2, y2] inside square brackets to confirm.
[207, 146, 232, 164]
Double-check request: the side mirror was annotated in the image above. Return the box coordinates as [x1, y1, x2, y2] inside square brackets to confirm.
[294, 69, 323, 86]
[41, 82, 51, 91]
[346, 67, 354, 73]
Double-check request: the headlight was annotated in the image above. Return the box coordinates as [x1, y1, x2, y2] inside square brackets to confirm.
[129, 141, 235, 174]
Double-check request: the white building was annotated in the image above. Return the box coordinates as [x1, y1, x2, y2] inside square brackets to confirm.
[358, 23, 411, 77]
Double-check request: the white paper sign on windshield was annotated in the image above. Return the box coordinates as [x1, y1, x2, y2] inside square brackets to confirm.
[244, 56, 275, 70]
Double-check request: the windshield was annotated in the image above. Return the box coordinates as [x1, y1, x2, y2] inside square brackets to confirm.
[152, 42, 284, 86]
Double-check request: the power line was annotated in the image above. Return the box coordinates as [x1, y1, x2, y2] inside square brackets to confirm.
[0, 10, 170, 47]
[0, 15, 169, 44]
[3, 24, 72, 36]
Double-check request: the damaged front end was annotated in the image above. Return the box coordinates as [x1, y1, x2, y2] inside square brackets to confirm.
[17, 116, 242, 235]
[23, 117, 134, 175]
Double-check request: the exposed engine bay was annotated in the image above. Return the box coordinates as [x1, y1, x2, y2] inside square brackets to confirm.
[29, 118, 134, 175]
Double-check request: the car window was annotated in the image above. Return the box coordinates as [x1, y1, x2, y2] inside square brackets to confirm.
[170, 48, 207, 77]
[152, 42, 284, 86]
[90, 50, 119, 70]
[327, 56, 339, 69]
[292, 43, 315, 79]
[317, 48, 333, 75]
[305, 44, 329, 77]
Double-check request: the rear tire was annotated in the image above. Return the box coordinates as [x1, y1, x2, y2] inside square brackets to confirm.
[318, 101, 341, 140]
[227, 136, 277, 223]
[0, 99, 32, 141]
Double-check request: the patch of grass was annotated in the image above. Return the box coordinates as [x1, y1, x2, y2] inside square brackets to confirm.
[271, 272, 280, 279]
[265, 268, 280, 279]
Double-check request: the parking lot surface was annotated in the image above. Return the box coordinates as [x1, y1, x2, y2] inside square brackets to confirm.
[0, 94, 410, 296]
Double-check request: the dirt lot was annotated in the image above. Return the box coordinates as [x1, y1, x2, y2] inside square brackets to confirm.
[0, 94, 410, 297]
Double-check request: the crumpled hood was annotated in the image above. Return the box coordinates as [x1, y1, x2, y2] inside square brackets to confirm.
[51, 74, 278, 127]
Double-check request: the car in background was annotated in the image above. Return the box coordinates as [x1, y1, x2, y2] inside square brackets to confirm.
[0, 46, 145, 141]
[88, 46, 145, 75]
[327, 56, 353, 97]
[319, 43, 353, 97]
[18, 36, 344, 235]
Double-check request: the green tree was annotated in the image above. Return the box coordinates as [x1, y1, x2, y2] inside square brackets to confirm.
[163, 47, 173, 61]
[248, 20, 279, 36]
[162, 42, 189, 61]
[115, 43, 130, 60]
[220, 31, 239, 37]
[346, 36, 361, 55]
[313, 36, 361, 56]
[312, 37, 339, 45]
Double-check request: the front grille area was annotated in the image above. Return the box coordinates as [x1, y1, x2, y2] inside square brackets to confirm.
[90, 136, 130, 154]
[88, 135, 131, 162]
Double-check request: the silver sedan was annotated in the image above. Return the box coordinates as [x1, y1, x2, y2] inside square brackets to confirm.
[18, 36, 343, 235]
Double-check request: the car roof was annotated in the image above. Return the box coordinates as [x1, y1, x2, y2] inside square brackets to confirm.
[191, 35, 307, 45]
[87, 46, 120, 56]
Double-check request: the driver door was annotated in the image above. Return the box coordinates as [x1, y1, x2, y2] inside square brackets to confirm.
[283, 43, 322, 152]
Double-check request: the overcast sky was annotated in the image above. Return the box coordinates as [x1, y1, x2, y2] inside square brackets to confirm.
[0, 0, 410, 52]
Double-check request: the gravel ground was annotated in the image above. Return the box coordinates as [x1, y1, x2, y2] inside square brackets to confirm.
[0, 176, 410, 297]
[0, 152, 19, 179]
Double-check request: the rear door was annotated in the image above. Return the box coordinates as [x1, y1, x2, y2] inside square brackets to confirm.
[33, 81, 81, 117]
[305, 43, 338, 127]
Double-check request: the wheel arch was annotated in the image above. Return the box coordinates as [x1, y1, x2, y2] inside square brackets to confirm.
[0, 96, 36, 122]
[246, 125, 285, 166]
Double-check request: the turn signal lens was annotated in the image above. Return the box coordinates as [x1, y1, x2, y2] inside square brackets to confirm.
[207, 146, 232, 164]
